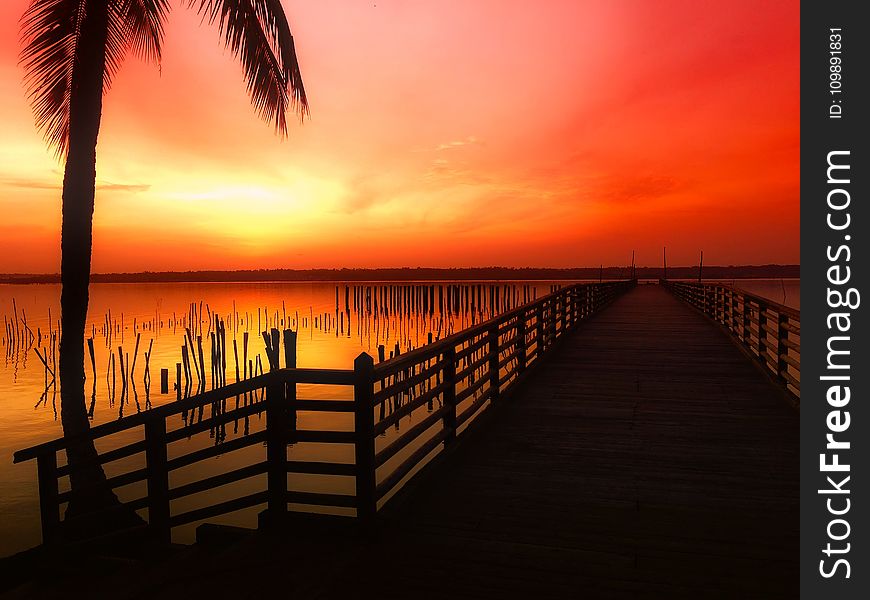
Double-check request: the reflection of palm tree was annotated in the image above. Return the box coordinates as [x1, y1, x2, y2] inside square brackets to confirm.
[21, 1, 307, 522]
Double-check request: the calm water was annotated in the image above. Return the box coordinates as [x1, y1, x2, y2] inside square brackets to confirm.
[0, 278, 799, 556]
[710, 278, 800, 310]
[0, 280, 564, 556]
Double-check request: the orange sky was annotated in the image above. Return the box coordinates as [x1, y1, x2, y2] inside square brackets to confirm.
[0, 0, 799, 272]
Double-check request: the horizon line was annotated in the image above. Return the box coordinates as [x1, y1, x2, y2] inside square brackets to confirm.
[0, 264, 800, 282]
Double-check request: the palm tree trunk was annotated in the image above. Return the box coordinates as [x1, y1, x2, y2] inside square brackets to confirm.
[58, 0, 120, 520]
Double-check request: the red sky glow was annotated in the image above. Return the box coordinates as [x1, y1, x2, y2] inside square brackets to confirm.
[0, 0, 799, 272]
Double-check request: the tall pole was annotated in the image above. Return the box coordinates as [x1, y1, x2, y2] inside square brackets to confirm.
[698, 250, 703, 282]
[631, 250, 635, 280]
[663, 246, 667, 280]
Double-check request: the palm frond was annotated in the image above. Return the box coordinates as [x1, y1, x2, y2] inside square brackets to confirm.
[191, 0, 309, 136]
[123, 0, 171, 65]
[21, 0, 170, 156]
[20, 0, 87, 155]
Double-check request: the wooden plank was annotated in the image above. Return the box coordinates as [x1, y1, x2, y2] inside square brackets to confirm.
[169, 491, 269, 527]
[373, 381, 449, 436]
[375, 406, 449, 468]
[14, 368, 354, 463]
[377, 429, 449, 500]
[168, 462, 268, 501]
[455, 352, 489, 382]
[164, 401, 264, 444]
[286, 490, 357, 508]
[56, 467, 149, 503]
[373, 356, 446, 403]
[167, 430, 267, 471]
[55, 439, 147, 477]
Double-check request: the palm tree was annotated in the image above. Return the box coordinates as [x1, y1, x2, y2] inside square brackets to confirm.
[20, 0, 307, 521]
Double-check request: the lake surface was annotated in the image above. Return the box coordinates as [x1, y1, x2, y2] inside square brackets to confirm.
[0, 279, 564, 556]
[0, 278, 798, 557]
[709, 278, 800, 310]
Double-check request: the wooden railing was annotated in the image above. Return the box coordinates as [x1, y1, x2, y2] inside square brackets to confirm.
[362, 279, 636, 515]
[14, 280, 636, 545]
[660, 280, 800, 402]
[13, 368, 359, 545]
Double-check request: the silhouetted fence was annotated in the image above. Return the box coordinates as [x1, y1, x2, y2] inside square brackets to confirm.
[660, 280, 800, 402]
[14, 280, 635, 546]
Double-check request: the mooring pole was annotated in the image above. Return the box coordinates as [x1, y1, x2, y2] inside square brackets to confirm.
[663, 246, 667, 280]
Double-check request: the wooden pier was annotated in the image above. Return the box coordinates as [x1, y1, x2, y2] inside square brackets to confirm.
[8, 281, 798, 599]
[362, 283, 799, 598]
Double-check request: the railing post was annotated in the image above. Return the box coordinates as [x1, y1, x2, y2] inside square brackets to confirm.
[562, 290, 570, 330]
[442, 346, 457, 447]
[516, 312, 527, 373]
[564, 289, 571, 330]
[723, 289, 730, 330]
[549, 298, 557, 344]
[536, 304, 545, 354]
[551, 296, 559, 340]
[777, 311, 789, 380]
[710, 286, 719, 323]
[265, 374, 288, 523]
[731, 289, 739, 334]
[284, 330, 298, 443]
[488, 325, 500, 401]
[36, 452, 60, 545]
[144, 418, 170, 544]
[354, 353, 377, 520]
[757, 302, 768, 365]
[742, 297, 751, 345]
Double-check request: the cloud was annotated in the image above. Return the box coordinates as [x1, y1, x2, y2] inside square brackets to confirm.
[0, 176, 150, 193]
[430, 136, 481, 152]
[592, 174, 682, 205]
[424, 158, 493, 186]
[337, 175, 400, 215]
[0, 178, 59, 191]
[97, 182, 151, 193]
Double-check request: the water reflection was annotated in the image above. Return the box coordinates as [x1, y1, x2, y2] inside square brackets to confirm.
[0, 280, 568, 555]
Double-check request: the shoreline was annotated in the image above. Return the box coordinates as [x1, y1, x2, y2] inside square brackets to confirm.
[0, 265, 800, 285]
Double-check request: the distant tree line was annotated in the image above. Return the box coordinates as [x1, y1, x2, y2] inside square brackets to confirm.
[0, 264, 799, 284]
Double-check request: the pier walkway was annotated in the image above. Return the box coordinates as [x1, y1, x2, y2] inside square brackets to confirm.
[314, 284, 799, 598]
[6, 283, 799, 599]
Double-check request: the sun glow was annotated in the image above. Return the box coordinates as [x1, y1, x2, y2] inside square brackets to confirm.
[0, 0, 799, 272]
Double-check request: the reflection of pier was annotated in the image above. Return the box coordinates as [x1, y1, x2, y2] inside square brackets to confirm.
[12, 281, 798, 597]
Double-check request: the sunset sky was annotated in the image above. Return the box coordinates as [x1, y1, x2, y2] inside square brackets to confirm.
[0, 0, 799, 272]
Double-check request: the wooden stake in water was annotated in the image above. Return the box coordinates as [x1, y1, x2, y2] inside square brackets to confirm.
[130, 333, 141, 379]
[144, 338, 154, 385]
[87, 338, 96, 380]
